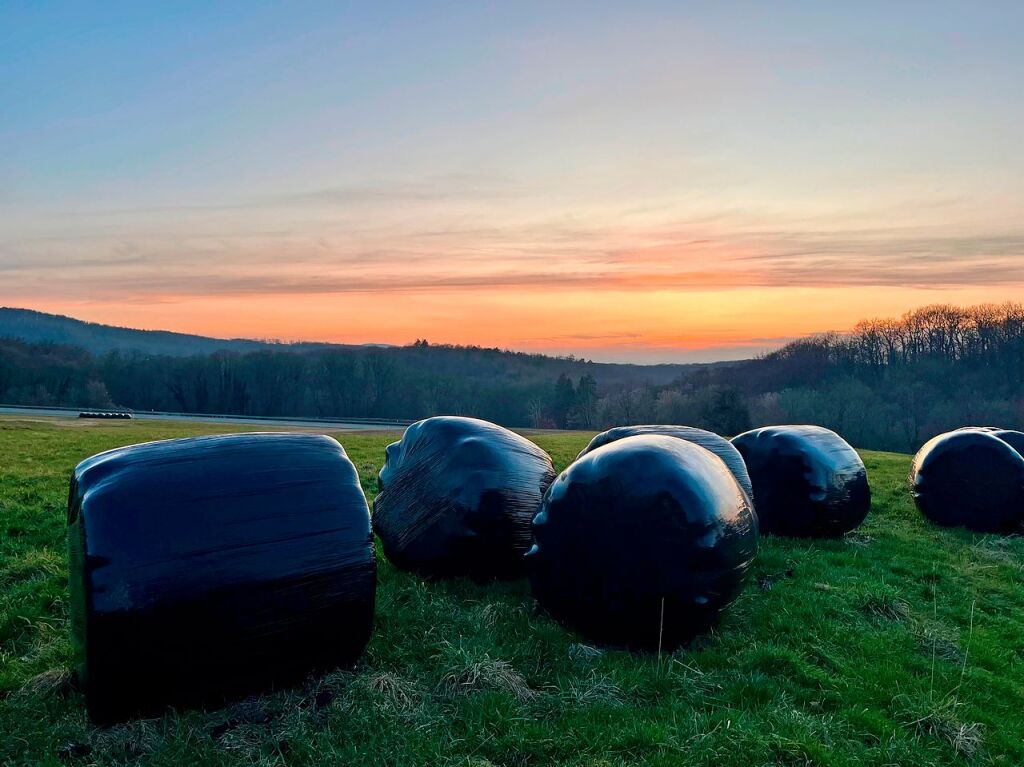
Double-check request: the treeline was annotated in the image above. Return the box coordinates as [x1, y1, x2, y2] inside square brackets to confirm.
[0, 339, 677, 428]
[2, 302, 1022, 453]
[597, 303, 1024, 452]
[745, 303, 1024, 450]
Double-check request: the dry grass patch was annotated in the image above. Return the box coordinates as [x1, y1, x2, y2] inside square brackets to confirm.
[437, 655, 536, 702]
[861, 592, 911, 623]
[567, 643, 603, 665]
[359, 671, 419, 710]
[19, 668, 72, 699]
[897, 697, 984, 759]
[561, 674, 625, 708]
[91, 719, 161, 761]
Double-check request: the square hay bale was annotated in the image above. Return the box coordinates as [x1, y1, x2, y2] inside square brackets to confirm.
[67, 432, 375, 723]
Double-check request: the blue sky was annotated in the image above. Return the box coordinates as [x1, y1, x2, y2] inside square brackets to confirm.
[2, 2, 1022, 362]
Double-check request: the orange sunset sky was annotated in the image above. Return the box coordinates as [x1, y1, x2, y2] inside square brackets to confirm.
[3, 3, 1023, 363]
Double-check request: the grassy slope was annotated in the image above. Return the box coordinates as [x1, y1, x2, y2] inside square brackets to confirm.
[1, 417, 1022, 766]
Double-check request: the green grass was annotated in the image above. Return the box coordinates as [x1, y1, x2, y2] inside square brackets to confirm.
[2, 416, 1023, 766]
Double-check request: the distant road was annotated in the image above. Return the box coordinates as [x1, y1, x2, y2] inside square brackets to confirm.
[0, 404, 411, 431]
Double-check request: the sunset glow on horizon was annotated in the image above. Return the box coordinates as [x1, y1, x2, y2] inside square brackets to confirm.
[3, 2, 1023, 363]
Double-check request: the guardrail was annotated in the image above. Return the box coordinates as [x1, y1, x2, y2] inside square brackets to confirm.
[0, 403, 413, 428]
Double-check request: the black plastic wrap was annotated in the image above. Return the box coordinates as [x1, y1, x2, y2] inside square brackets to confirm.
[526, 434, 757, 650]
[577, 425, 753, 502]
[67, 432, 376, 724]
[731, 425, 870, 538]
[993, 429, 1024, 457]
[910, 429, 1024, 533]
[373, 416, 556, 579]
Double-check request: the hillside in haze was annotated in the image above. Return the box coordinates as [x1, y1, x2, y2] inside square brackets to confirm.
[0, 307, 324, 356]
[0, 307, 701, 381]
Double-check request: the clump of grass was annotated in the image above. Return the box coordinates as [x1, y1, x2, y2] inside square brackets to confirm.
[91, 719, 161, 760]
[359, 671, 419, 710]
[861, 591, 911, 623]
[972, 535, 1024, 566]
[204, 695, 305, 765]
[561, 674, 625, 707]
[896, 696, 984, 758]
[206, 697, 275, 742]
[477, 601, 528, 626]
[912, 624, 964, 664]
[19, 667, 72, 699]
[757, 568, 794, 591]
[0, 548, 65, 586]
[437, 655, 536, 702]
[305, 669, 354, 710]
[845, 532, 874, 548]
[215, 725, 268, 761]
[478, 602, 505, 626]
[567, 643, 603, 665]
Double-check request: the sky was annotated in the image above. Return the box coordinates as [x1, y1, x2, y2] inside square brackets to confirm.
[2, 1, 1023, 363]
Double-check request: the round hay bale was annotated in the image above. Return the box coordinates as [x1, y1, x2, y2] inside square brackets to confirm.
[911, 429, 1024, 533]
[991, 429, 1024, 457]
[68, 432, 375, 723]
[526, 434, 757, 650]
[576, 424, 753, 502]
[373, 416, 556, 579]
[731, 425, 870, 538]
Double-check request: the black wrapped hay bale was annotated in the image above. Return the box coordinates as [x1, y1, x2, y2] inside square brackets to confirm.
[910, 429, 1024, 533]
[993, 429, 1024, 457]
[68, 432, 375, 723]
[527, 434, 757, 650]
[373, 416, 556, 579]
[731, 425, 870, 538]
[577, 424, 753, 502]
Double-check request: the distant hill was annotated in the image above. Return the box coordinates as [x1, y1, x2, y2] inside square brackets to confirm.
[0, 307, 354, 357]
[0, 307, 714, 428]
[0, 306, 706, 387]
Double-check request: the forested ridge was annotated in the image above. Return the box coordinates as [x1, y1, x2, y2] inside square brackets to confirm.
[716, 302, 1024, 451]
[2, 302, 1022, 452]
[0, 329, 697, 430]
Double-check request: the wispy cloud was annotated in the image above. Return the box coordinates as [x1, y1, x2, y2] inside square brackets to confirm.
[4, 222, 1024, 301]
[51, 174, 527, 218]
[4, 172, 1023, 308]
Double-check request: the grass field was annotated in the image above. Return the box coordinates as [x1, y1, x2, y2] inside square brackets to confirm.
[2, 417, 1023, 766]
